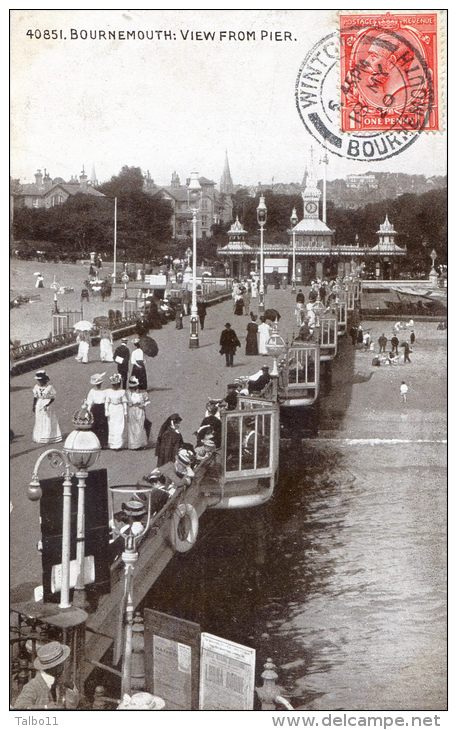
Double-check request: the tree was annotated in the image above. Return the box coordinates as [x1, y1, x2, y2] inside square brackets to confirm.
[13, 165, 174, 260]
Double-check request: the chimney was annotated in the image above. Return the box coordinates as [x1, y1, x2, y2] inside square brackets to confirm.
[43, 168, 52, 189]
[35, 169, 43, 188]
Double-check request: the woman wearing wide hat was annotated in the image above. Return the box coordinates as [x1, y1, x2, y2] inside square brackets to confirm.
[13, 641, 78, 709]
[85, 372, 108, 448]
[32, 370, 62, 444]
[105, 373, 128, 450]
[155, 413, 184, 467]
[126, 376, 150, 450]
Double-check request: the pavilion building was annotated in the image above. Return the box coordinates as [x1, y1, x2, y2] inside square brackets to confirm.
[217, 148, 406, 282]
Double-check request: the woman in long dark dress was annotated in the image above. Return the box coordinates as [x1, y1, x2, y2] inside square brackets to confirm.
[155, 413, 184, 467]
[245, 313, 259, 355]
[85, 372, 108, 448]
[234, 295, 244, 316]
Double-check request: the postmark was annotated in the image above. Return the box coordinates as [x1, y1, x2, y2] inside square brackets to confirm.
[295, 20, 437, 163]
[339, 13, 439, 133]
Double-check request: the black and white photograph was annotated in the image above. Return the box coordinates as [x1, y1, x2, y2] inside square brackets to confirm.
[9, 6, 448, 724]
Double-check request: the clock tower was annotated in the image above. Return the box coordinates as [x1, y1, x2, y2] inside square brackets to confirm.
[302, 147, 321, 220]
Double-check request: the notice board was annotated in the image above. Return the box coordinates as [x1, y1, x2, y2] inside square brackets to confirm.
[144, 609, 201, 710]
[199, 633, 256, 710]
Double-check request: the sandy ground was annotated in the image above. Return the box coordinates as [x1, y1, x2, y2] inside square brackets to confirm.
[10, 259, 141, 344]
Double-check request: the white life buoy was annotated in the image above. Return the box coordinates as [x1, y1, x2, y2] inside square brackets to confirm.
[170, 503, 199, 553]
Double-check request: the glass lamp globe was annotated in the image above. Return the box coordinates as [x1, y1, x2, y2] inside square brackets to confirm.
[187, 172, 202, 209]
[265, 331, 286, 360]
[257, 195, 267, 225]
[64, 406, 101, 470]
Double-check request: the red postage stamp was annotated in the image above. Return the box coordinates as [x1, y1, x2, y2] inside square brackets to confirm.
[339, 12, 439, 133]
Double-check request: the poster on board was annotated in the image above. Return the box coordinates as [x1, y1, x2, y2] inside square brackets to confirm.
[199, 632, 256, 710]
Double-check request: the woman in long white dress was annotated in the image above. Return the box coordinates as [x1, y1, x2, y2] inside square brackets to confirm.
[105, 373, 127, 450]
[32, 370, 62, 443]
[75, 331, 90, 363]
[126, 376, 150, 450]
[99, 327, 114, 362]
[258, 316, 272, 356]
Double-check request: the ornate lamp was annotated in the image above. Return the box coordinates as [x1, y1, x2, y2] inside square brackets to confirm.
[187, 172, 202, 348]
[256, 195, 267, 315]
[63, 407, 101, 607]
[26, 407, 100, 610]
[109, 484, 154, 696]
[290, 208, 299, 292]
[265, 323, 286, 377]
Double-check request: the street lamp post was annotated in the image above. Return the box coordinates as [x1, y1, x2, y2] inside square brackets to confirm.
[290, 208, 298, 293]
[121, 265, 129, 300]
[63, 407, 101, 608]
[27, 453, 74, 609]
[112, 196, 118, 284]
[27, 407, 101, 609]
[109, 485, 154, 696]
[187, 172, 202, 348]
[257, 195, 267, 316]
[429, 248, 438, 286]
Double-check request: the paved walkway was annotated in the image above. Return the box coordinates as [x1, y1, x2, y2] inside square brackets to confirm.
[10, 287, 446, 597]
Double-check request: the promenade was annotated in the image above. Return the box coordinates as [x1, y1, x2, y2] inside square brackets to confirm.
[10, 287, 447, 601]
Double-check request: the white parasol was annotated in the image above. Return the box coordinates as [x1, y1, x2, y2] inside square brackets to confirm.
[33, 272, 42, 276]
[74, 320, 93, 331]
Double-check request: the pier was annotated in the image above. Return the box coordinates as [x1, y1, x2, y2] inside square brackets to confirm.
[10, 285, 446, 703]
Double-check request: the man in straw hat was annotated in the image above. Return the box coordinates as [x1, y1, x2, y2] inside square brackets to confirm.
[113, 337, 131, 389]
[13, 641, 79, 709]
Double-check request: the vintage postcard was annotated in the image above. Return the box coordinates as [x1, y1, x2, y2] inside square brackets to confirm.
[9, 6, 449, 726]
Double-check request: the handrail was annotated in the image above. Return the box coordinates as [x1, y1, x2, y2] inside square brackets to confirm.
[11, 314, 140, 362]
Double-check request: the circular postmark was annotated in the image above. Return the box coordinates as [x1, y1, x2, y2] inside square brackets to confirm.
[295, 28, 434, 162]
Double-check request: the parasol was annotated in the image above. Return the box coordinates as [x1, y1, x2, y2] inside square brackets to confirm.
[33, 272, 42, 276]
[74, 320, 93, 331]
[139, 336, 159, 358]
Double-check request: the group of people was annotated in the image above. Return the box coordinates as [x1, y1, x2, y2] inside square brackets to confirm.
[218, 310, 280, 367]
[32, 368, 151, 451]
[75, 334, 148, 389]
[361, 328, 415, 366]
[232, 278, 259, 316]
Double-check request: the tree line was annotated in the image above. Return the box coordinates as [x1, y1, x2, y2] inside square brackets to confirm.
[13, 165, 446, 274]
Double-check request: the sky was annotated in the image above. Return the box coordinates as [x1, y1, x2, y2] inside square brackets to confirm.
[10, 8, 447, 186]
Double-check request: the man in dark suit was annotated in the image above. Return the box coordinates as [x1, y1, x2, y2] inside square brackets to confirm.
[219, 323, 241, 367]
[113, 337, 130, 389]
[197, 299, 208, 330]
[391, 334, 399, 356]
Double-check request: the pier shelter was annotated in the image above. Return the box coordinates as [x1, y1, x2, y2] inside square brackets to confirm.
[217, 216, 254, 278]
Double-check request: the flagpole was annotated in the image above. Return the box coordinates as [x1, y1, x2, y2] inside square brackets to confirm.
[113, 196, 117, 282]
